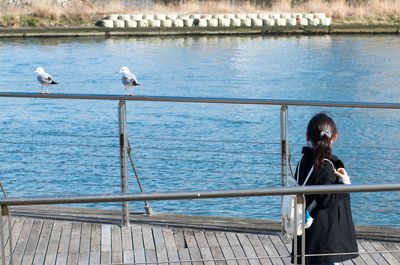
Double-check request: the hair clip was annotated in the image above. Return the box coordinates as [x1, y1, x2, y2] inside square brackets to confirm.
[320, 130, 332, 138]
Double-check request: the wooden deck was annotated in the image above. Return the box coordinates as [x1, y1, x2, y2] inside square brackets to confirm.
[0, 207, 399, 265]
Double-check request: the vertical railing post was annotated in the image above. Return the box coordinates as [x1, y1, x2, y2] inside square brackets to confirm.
[0, 206, 5, 265]
[280, 105, 289, 186]
[301, 194, 306, 265]
[280, 105, 290, 234]
[118, 100, 130, 226]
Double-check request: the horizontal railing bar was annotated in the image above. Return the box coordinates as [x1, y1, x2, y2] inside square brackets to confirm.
[1, 92, 400, 109]
[1, 184, 399, 206]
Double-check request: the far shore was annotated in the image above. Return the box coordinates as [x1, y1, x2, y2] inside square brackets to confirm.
[0, 24, 399, 38]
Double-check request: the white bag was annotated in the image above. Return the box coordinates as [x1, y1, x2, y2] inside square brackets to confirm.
[282, 160, 314, 236]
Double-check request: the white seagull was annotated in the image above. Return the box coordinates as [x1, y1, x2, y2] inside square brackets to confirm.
[118, 66, 140, 95]
[35, 67, 58, 94]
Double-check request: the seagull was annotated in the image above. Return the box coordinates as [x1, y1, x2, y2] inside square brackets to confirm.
[35, 67, 58, 94]
[118, 66, 140, 96]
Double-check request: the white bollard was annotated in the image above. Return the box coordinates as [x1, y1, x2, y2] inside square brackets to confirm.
[230, 18, 241, 27]
[264, 18, 275, 26]
[190, 14, 201, 19]
[247, 13, 258, 19]
[300, 18, 308, 26]
[198, 19, 207, 27]
[113, 20, 125, 28]
[258, 13, 269, 20]
[275, 18, 287, 26]
[225, 13, 236, 19]
[309, 18, 320, 26]
[143, 14, 155, 20]
[126, 20, 137, 28]
[137, 20, 149, 27]
[271, 13, 281, 19]
[213, 14, 225, 19]
[207, 19, 219, 27]
[155, 14, 166, 20]
[321, 17, 332, 26]
[173, 19, 184, 27]
[108, 14, 119, 20]
[118, 14, 131, 20]
[219, 18, 231, 27]
[161, 20, 173, 27]
[201, 14, 213, 20]
[281, 13, 291, 19]
[101, 19, 114, 28]
[149, 20, 161, 27]
[131, 14, 143, 21]
[304, 13, 315, 20]
[252, 18, 263, 27]
[167, 14, 178, 20]
[287, 18, 297, 26]
[315, 13, 326, 19]
[241, 18, 252, 27]
[184, 18, 194, 27]
[236, 13, 247, 19]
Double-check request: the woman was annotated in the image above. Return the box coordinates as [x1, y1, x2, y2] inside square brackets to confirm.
[292, 113, 358, 264]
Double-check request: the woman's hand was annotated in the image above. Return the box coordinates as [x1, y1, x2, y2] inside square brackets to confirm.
[335, 168, 351, 184]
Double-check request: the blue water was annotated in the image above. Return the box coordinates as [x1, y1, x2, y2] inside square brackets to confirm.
[0, 35, 399, 228]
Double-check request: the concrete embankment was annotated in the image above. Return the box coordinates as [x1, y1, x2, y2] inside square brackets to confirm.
[0, 24, 399, 38]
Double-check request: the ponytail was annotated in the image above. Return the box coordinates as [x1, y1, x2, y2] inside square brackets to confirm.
[313, 131, 332, 169]
[306, 113, 337, 170]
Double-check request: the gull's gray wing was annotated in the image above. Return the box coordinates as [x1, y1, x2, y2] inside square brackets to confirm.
[122, 72, 139, 86]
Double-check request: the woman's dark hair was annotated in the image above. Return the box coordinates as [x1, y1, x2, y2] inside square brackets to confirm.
[307, 112, 337, 169]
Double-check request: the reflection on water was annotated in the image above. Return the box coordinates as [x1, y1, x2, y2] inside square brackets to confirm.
[0, 35, 399, 227]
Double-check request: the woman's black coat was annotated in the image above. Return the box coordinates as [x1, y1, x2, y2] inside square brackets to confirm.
[291, 147, 358, 264]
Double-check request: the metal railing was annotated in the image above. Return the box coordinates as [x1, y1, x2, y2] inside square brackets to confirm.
[1, 92, 400, 264]
[0, 184, 399, 265]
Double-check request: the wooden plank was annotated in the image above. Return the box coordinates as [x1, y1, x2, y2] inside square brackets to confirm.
[381, 242, 400, 263]
[268, 236, 290, 265]
[194, 231, 215, 265]
[237, 233, 261, 265]
[173, 230, 186, 249]
[2, 215, 15, 253]
[145, 249, 157, 265]
[204, 232, 219, 247]
[100, 224, 111, 264]
[142, 227, 155, 249]
[32, 221, 53, 265]
[44, 221, 63, 265]
[184, 230, 203, 265]
[132, 226, 145, 265]
[78, 222, 91, 265]
[178, 248, 192, 265]
[67, 222, 81, 265]
[204, 232, 227, 265]
[225, 232, 249, 265]
[246, 234, 272, 265]
[369, 240, 399, 264]
[56, 223, 72, 265]
[258, 235, 284, 265]
[111, 225, 123, 264]
[153, 227, 166, 249]
[89, 223, 101, 265]
[5, 218, 24, 265]
[360, 240, 389, 265]
[121, 225, 134, 264]
[163, 229, 180, 265]
[13, 219, 34, 265]
[357, 241, 378, 265]
[21, 219, 43, 265]
[132, 226, 144, 249]
[215, 232, 238, 265]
